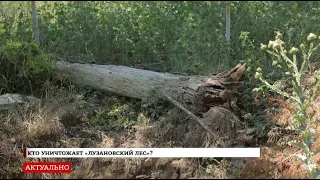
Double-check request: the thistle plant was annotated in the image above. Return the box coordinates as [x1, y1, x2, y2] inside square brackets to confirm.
[257, 32, 320, 179]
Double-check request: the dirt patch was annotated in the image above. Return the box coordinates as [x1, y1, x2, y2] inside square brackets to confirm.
[238, 71, 320, 179]
[238, 146, 308, 179]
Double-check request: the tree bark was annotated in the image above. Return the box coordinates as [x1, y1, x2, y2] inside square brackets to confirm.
[31, 1, 40, 44]
[225, 1, 231, 42]
[55, 61, 245, 112]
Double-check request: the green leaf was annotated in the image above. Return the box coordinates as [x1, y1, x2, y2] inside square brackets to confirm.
[301, 130, 313, 149]
[301, 102, 311, 112]
[313, 147, 320, 155]
[309, 168, 320, 179]
[294, 142, 309, 153]
[6, 41, 22, 48]
[252, 87, 263, 92]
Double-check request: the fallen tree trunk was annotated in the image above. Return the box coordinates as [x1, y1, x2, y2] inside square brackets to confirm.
[55, 61, 245, 112]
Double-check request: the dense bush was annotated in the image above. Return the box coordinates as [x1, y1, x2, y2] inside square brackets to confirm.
[0, 22, 55, 95]
[1, 2, 319, 75]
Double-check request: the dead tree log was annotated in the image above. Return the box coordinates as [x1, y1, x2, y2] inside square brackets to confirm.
[55, 61, 245, 112]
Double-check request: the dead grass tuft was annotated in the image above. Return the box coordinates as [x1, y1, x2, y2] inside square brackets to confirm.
[2, 68, 319, 179]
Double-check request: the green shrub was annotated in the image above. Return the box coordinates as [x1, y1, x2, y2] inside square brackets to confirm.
[0, 23, 55, 95]
[2, 2, 319, 75]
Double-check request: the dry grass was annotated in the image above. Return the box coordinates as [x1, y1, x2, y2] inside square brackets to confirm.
[0, 92, 71, 179]
[0, 91, 228, 179]
[1, 66, 319, 179]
